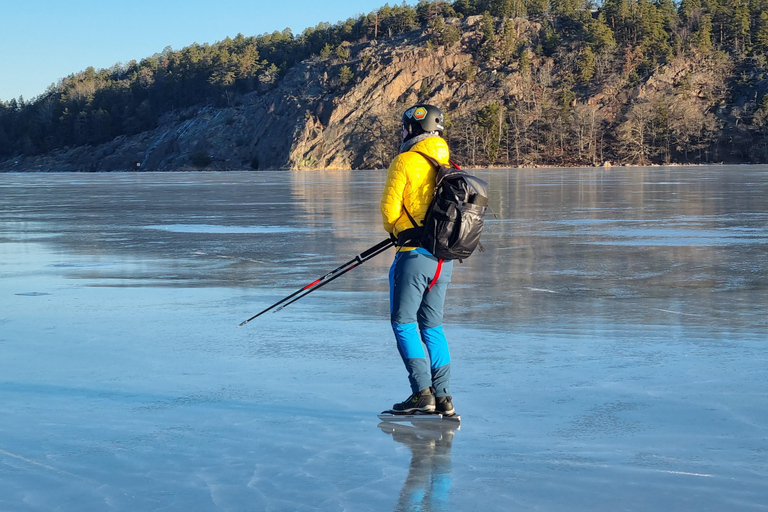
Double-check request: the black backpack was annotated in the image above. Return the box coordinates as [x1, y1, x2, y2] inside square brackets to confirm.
[399, 151, 489, 261]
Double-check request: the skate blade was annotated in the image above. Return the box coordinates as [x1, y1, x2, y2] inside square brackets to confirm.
[378, 411, 461, 423]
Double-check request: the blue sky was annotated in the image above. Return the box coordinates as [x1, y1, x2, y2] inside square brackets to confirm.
[0, 0, 412, 102]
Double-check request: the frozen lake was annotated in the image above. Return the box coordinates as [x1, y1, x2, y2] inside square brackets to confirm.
[1, 167, 766, 511]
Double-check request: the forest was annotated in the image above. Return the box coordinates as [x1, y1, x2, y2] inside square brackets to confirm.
[1, 0, 768, 167]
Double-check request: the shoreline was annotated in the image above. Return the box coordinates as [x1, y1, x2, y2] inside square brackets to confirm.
[3, 162, 768, 173]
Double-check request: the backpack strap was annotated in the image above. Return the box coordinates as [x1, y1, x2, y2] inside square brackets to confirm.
[396, 150, 455, 248]
[413, 150, 463, 187]
[413, 150, 440, 168]
[396, 206, 422, 247]
[403, 204, 419, 228]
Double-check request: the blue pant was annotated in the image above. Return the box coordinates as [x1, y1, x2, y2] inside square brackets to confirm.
[389, 248, 453, 396]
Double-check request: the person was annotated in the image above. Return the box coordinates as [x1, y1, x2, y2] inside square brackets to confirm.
[380, 104, 455, 416]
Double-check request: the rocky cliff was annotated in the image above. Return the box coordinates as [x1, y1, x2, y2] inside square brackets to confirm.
[4, 16, 544, 171]
[2, 18, 484, 172]
[3, 14, 765, 171]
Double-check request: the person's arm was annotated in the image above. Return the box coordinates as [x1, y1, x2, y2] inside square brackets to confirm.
[380, 154, 409, 234]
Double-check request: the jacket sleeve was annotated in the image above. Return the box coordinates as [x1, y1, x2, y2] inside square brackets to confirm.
[380, 154, 408, 233]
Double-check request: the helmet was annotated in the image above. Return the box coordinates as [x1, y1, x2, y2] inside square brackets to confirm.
[401, 104, 445, 138]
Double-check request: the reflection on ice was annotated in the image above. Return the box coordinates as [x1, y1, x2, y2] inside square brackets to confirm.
[378, 421, 457, 512]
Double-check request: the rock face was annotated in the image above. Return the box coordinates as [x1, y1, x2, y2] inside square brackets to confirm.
[292, 41, 473, 170]
[3, 15, 749, 171]
[1, 68, 320, 172]
[3, 20, 485, 172]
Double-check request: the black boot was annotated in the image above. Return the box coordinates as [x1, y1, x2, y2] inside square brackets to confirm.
[435, 396, 455, 416]
[392, 388, 436, 413]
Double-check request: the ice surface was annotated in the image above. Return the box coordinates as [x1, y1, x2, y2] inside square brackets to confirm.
[1, 167, 767, 511]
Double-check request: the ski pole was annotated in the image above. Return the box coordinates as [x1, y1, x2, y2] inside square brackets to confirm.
[271, 238, 394, 314]
[237, 237, 394, 327]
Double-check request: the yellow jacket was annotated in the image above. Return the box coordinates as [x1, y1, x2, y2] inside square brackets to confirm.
[380, 136, 450, 249]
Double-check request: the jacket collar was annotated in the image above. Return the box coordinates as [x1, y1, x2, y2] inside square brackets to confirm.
[399, 132, 439, 154]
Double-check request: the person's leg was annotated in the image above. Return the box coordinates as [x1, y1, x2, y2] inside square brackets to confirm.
[417, 259, 453, 397]
[390, 251, 436, 394]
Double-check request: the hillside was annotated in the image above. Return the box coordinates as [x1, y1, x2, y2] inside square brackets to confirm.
[2, 1, 768, 171]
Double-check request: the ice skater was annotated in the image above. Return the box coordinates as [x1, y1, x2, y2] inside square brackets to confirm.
[380, 104, 456, 416]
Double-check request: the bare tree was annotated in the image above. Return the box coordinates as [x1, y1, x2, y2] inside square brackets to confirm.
[364, 112, 399, 168]
[669, 98, 718, 162]
[618, 100, 656, 164]
[448, 112, 481, 168]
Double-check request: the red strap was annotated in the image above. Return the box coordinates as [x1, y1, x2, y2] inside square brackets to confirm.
[427, 259, 444, 292]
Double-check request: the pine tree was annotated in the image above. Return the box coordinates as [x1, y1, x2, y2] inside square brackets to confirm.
[452, 0, 476, 17]
[478, 0, 525, 18]
[338, 65, 354, 85]
[476, 103, 505, 163]
[578, 45, 597, 81]
[603, 0, 640, 46]
[638, 0, 673, 64]
[760, 93, 768, 113]
[550, 0, 588, 20]
[480, 11, 497, 59]
[320, 43, 333, 60]
[692, 13, 714, 52]
[519, 50, 531, 78]
[755, 11, 768, 54]
[731, 0, 751, 54]
[584, 12, 617, 51]
[500, 17, 518, 64]
[491, 0, 513, 18]
[509, 0, 526, 17]
[335, 44, 350, 61]
[678, 0, 702, 21]
[526, 0, 549, 19]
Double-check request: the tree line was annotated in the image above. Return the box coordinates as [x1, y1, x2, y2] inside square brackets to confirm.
[0, 2, 428, 158]
[441, 0, 768, 165]
[2, 0, 768, 166]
